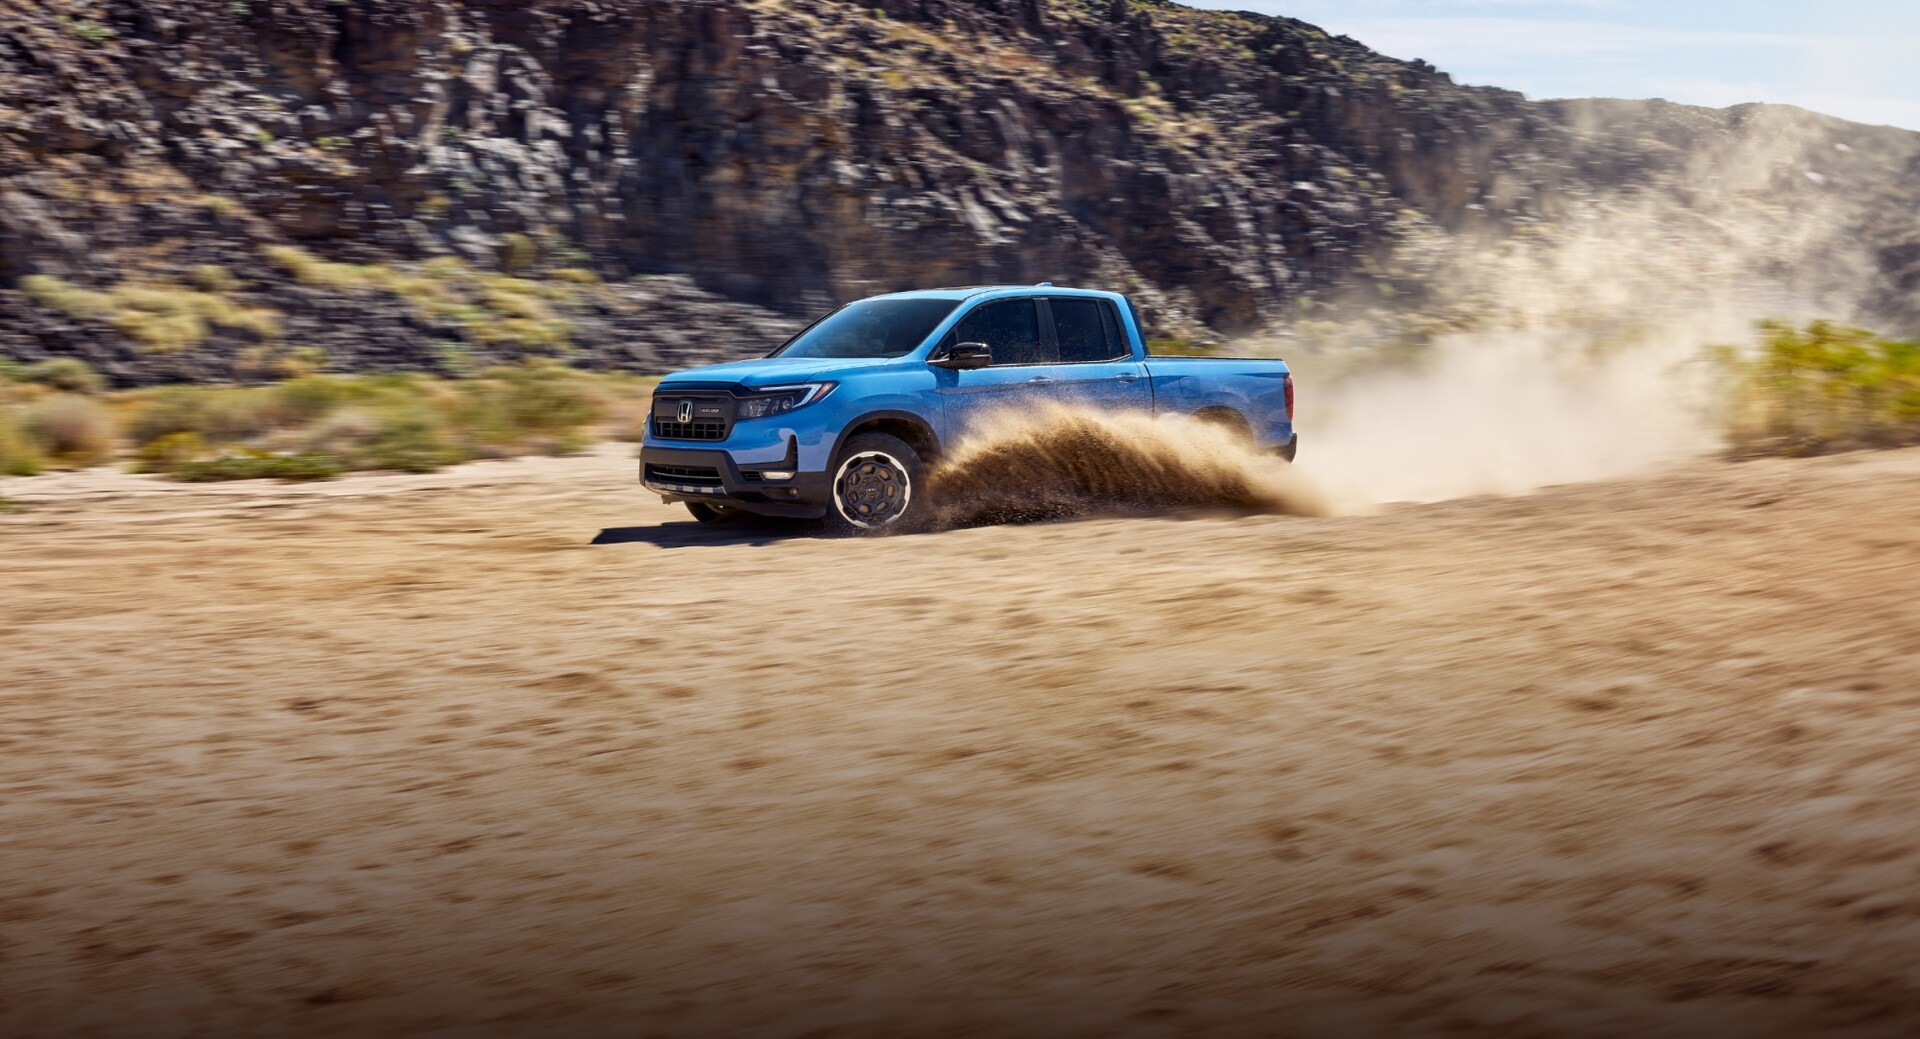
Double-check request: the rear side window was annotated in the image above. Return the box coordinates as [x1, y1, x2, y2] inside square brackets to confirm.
[954, 299, 1048, 365]
[1051, 298, 1123, 363]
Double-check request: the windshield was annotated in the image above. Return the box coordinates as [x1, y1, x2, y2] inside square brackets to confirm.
[771, 298, 959, 359]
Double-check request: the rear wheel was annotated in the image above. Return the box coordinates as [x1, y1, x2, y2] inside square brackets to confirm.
[824, 432, 925, 535]
[686, 501, 742, 526]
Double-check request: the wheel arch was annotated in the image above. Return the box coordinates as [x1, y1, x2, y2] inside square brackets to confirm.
[1193, 405, 1253, 438]
[831, 410, 943, 464]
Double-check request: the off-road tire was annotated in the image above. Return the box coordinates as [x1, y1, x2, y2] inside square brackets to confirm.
[823, 432, 926, 535]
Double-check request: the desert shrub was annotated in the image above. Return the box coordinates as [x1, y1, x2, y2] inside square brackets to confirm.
[1718, 320, 1920, 455]
[189, 265, 238, 293]
[361, 408, 467, 472]
[501, 232, 538, 275]
[0, 410, 45, 476]
[21, 274, 111, 319]
[128, 386, 279, 444]
[173, 449, 346, 483]
[459, 362, 599, 445]
[132, 431, 212, 474]
[263, 245, 376, 290]
[20, 358, 106, 394]
[107, 285, 282, 352]
[281, 346, 328, 379]
[271, 375, 358, 425]
[21, 275, 280, 353]
[297, 408, 382, 456]
[21, 395, 115, 466]
[260, 247, 587, 353]
[0, 363, 622, 482]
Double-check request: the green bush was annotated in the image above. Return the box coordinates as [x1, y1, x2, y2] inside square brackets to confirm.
[1718, 320, 1920, 455]
[19, 358, 106, 394]
[21, 395, 115, 466]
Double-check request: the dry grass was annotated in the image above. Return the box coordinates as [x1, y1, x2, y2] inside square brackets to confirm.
[260, 246, 584, 354]
[21, 275, 282, 353]
[0, 360, 653, 481]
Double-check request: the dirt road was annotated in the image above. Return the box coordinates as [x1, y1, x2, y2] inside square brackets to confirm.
[4, 444, 1920, 1036]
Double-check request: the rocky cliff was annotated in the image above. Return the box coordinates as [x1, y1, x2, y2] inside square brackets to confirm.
[2, 0, 1916, 384]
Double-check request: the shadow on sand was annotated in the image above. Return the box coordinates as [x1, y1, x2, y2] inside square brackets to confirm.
[591, 518, 821, 549]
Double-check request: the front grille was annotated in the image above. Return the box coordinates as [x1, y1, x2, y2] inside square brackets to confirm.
[644, 464, 723, 487]
[651, 419, 729, 441]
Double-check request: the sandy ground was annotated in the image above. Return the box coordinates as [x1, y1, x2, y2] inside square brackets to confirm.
[4, 443, 1920, 1037]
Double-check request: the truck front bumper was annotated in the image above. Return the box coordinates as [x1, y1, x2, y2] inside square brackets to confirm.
[640, 444, 832, 519]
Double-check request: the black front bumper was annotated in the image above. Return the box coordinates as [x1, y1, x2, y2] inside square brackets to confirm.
[640, 444, 832, 519]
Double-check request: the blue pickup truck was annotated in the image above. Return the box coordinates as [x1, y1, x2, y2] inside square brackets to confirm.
[640, 285, 1296, 532]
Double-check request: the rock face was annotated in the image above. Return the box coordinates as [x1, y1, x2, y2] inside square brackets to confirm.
[1, 0, 1917, 383]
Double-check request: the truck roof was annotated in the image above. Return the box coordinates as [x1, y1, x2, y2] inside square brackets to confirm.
[865, 285, 1121, 302]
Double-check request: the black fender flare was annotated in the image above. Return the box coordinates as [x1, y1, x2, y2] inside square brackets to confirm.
[829, 410, 944, 465]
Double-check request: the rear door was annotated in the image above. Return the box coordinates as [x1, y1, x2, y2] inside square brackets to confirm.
[1036, 296, 1152, 412]
[933, 297, 1053, 444]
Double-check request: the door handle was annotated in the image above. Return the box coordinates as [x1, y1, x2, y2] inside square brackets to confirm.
[1027, 376, 1054, 384]
[1114, 372, 1142, 382]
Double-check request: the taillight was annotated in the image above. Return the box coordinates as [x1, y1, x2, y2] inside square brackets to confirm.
[1284, 373, 1295, 422]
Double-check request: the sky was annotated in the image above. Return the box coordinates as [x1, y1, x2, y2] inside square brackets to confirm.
[1183, 0, 1920, 131]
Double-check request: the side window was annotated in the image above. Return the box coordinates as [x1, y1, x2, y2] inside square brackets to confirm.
[954, 299, 1047, 365]
[1051, 298, 1121, 363]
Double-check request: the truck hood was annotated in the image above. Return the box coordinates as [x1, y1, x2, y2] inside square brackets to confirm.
[661, 355, 907, 388]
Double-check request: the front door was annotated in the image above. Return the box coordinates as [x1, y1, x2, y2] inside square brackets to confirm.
[934, 298, 1054, 446]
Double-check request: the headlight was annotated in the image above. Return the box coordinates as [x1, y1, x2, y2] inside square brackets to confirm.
[738, 382, 834, 419]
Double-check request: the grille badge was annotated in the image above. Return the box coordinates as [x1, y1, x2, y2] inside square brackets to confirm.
[676, 401, 694, 424]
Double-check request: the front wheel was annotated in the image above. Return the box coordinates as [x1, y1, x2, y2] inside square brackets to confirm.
[686, 501, 743, 526]
[824, 432, 927, 535]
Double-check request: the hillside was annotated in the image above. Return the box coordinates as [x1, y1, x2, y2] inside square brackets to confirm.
[2, 0, 1917, 384]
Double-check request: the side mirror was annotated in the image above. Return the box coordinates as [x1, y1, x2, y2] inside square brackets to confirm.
[932, 341, 992, 370]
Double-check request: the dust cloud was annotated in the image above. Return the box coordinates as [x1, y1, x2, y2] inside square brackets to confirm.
[928, 403, 1331, 526]
[1271, 113, 1906, 505]
[931, 116, 1906, 517]
[1295, 324, 1729, 506]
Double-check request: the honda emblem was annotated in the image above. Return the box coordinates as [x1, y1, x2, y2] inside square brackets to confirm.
[677, 401, 694, 424]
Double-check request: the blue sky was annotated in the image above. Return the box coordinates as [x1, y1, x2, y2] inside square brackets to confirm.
[1184, 0, 1920, 130]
